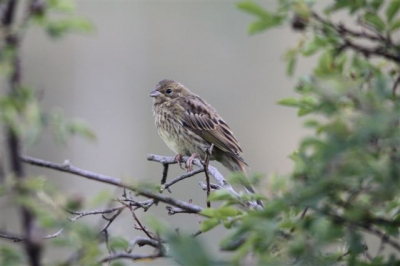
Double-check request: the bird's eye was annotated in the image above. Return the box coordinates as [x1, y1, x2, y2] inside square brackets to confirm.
[166, 88, 173, 94]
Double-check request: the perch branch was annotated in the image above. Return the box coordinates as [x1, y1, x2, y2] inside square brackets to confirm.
[147, 154, 241, 198]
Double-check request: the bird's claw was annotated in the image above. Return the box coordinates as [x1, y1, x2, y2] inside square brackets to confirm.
[186, 153, 199, 172]
[174, 154, 185, 170]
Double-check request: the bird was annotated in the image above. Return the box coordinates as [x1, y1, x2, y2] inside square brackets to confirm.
[150, 79, 252, 183]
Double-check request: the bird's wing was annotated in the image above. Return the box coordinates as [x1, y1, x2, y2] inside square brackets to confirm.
[179, 96, 247, 165]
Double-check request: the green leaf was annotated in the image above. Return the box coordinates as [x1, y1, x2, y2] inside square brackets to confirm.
[46, 17, 94, 38]
[278, 97, 300, 107]
[48, 0, 76, 12]
[200, 208, 218, 217]
[217, 207, 242, 217]
[109, 237, 129, 251]
[167, 233, 214, 266]
[301, 35, 326, 56]
[286, 56, 297, 76]
[363, 12, 386, 31]
[386, 0, 400, 22]
[200, 218, 220, 232]
[247, 19, 278, 35]
[370, 0, 384, 11]
[66, 119, 96, 140]
[237, 1, 283, 35]
[236, 1, 271, 18]
[390, 19, 400, 31]
[111, 262, 126, 266]
[208, 189, 239, 202]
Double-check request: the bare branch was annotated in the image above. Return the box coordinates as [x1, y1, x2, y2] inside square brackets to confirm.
[166, 206, 196, 215]
[0, 230, 24, 242]
[127, 236, 160, 253]
[99, 252, 164, 263]
[0, 228, 64, 243]
[66, 206, 125, 222]
[0, 206, 127, 243]
[21, 155, 204, 214]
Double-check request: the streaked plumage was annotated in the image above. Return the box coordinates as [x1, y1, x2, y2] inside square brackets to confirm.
[150, 79, 248, 173]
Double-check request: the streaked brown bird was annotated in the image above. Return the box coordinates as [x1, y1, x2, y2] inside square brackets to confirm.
[150, 79, 250, 178]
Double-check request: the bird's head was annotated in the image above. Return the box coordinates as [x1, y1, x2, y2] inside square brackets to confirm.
[150, 79, 191, 105]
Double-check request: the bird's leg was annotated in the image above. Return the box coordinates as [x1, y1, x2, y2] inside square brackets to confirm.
[174, 154, 185, 170]
[186, 153, 199, 172]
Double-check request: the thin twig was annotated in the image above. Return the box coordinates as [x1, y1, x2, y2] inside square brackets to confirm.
[66, 206, 124, 222]
[192, 230, 202, 238]
[0, 206, 126, 243]
[104, 229, 112, 260]
[127, 237, 160, 253]
[119, 198, 155, 212]
[0, 228, 63, 243]
[337, 250, 351, 261]
[99, 252, 164, 263]
[204, 144, 214, 208]
[100, 208, 125, 234]
[162, 168, 204, 192]
[161, 163, 169, 185]
[121, 201, 154, 240]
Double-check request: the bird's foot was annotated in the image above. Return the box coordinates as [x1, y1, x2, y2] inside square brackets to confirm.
[186, 153, 199, 172]
[174, 154, 185, 170]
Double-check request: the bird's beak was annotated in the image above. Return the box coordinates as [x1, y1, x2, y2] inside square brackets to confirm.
[149, 90, 161, 97]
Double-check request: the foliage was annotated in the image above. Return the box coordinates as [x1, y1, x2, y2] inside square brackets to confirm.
[218, 0, 400, 265]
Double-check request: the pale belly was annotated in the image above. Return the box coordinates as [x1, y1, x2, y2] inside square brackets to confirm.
[157, 123, 211, 159]
[158, 129, 188, 155]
